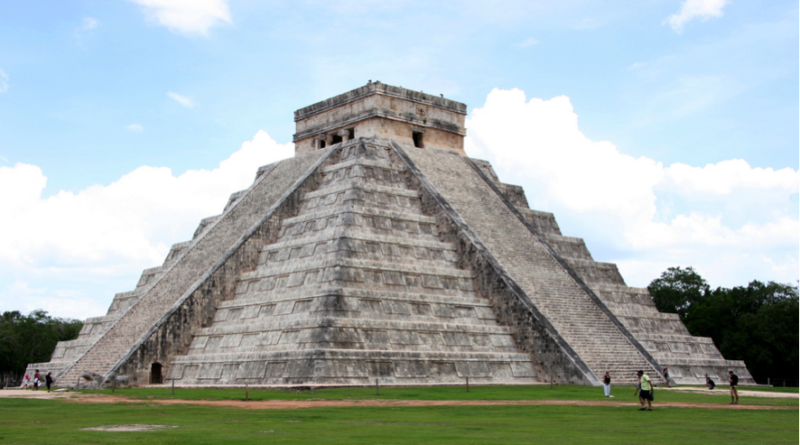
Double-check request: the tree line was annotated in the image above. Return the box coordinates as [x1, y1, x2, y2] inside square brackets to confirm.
[0, 310, 83, 381]
[648, 267, 798, 384]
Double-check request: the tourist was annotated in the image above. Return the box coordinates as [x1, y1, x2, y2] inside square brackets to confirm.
[633, 374, 644, 408]
[662, 365, 672, 387]
[33, 370, 40, 391]
[636, 370, 653, 411]
[706, 375, 716, 390]
[22, 374, 29, 389]
[45, 372, 54, 393]
[729, 371, 739, 404]
[602, 372, 613, 398]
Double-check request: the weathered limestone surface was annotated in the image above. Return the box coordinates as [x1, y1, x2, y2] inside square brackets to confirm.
[398, 144, 662, 385]
[167, 141, 538, 385]
[54, 149, 329, 386]
[23, 240, 193, 379]
[483, 160, 753, 385]
[294, 82, 467, 155]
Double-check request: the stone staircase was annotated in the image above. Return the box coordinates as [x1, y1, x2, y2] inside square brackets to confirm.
[401, 145, 660, 385]
[167, 142, 537, 385]
[24, 240, 192, 382]
[50, 150, 328, 386]
[487, 163, 753, 385]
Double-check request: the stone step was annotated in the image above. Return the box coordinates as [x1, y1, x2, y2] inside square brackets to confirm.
[321, 158, 406, 174]
[219, 287, 488, 309]
[304, 182, 419, 201]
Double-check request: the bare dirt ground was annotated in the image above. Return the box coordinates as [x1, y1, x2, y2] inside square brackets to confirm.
[3, 389, 796, 411]
[67, 394, 797, 411]
[661, 387, 799, 398]
[0, 389, 73, 399]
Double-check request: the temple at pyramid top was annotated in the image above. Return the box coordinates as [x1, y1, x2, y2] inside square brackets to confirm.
[293, 81, 467, 155]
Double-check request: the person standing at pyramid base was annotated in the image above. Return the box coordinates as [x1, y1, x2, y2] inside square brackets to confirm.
[602, 372, 614, 398]
[637, 370, 653, 411]
[729, 371, 739, 404]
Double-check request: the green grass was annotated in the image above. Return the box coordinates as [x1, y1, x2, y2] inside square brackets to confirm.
[736, 386, 798, 393]
[79, 384, 798, 407]
[0, 396, 797, 445]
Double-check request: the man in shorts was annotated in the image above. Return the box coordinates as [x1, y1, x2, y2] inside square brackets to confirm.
[636, 370, 654, 411]
[729, 371, 739, 404]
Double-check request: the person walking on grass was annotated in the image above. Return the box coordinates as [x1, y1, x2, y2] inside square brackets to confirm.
[729, 371, 739, 404]
[602, 372, 614, 398]
[45, 372, 53, 393]
[636, 370, 654, 411]
[634, 374, 644, 408]
[22, 374, 29, 389]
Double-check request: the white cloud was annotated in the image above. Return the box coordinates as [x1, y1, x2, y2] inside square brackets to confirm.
[515, 37, 539, 48]
[0, 69, 8, 93]
[666, 0, 728, 33]
[167, 91, 194, 108]
[0, 282, 107, 320]
[126, 123, 144, 132]
[465, 88, 798, 287]
[0, 130, 293, 319]
[129, 0, 232, 36]
[80, 17, 98, 31]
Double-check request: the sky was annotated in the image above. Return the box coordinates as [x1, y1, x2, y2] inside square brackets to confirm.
[0, 0, 797, 320]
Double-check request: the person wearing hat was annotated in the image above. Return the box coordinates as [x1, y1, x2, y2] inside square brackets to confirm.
[636, 370, 654, 411]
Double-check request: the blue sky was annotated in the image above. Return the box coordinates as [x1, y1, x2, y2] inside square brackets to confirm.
[0, 0, 797, 319]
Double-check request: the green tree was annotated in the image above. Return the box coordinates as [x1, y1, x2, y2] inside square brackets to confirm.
[0, 310, 83, 379]
[649, 269, 799, 383]
[647, 266, 710, 319]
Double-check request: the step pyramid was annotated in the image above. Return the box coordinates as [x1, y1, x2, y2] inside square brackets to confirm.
[27, 82, 753, 387]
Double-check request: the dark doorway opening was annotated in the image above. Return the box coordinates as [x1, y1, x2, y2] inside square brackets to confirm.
[348, 128, 355, 139]
[412, 131, 424, 148]
[319, 140, 326, 149]
[332, 134, 343, 145]
[150, 363, 163, 384]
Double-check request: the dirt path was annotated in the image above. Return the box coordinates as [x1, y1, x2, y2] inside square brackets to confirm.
[4, 389, 794, 411]
[662, 387, 799, 399]
[0, 389, 73, 399]
[65, 394, 796, 411]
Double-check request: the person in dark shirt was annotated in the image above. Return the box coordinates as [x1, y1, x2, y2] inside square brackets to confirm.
[602, 372, 613, 398]
[728, 371, 739, 404]
[705, 375, 716, 390]
[45, 372, 54, 393]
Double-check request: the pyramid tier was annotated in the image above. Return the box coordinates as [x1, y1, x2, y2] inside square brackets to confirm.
[169, 349, 536, 386]
[170, 151, 539, 385]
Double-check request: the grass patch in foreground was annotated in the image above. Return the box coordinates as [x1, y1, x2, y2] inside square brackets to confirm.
[80, 384, 797, 407]
[0, 397, 797, 445]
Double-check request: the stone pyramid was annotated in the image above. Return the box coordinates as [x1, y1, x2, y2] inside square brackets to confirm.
[28, 82, 752, 387]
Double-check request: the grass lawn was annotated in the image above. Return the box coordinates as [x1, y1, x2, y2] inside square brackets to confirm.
[80, 384, 798, 407]
[0, 394, 797, 445]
